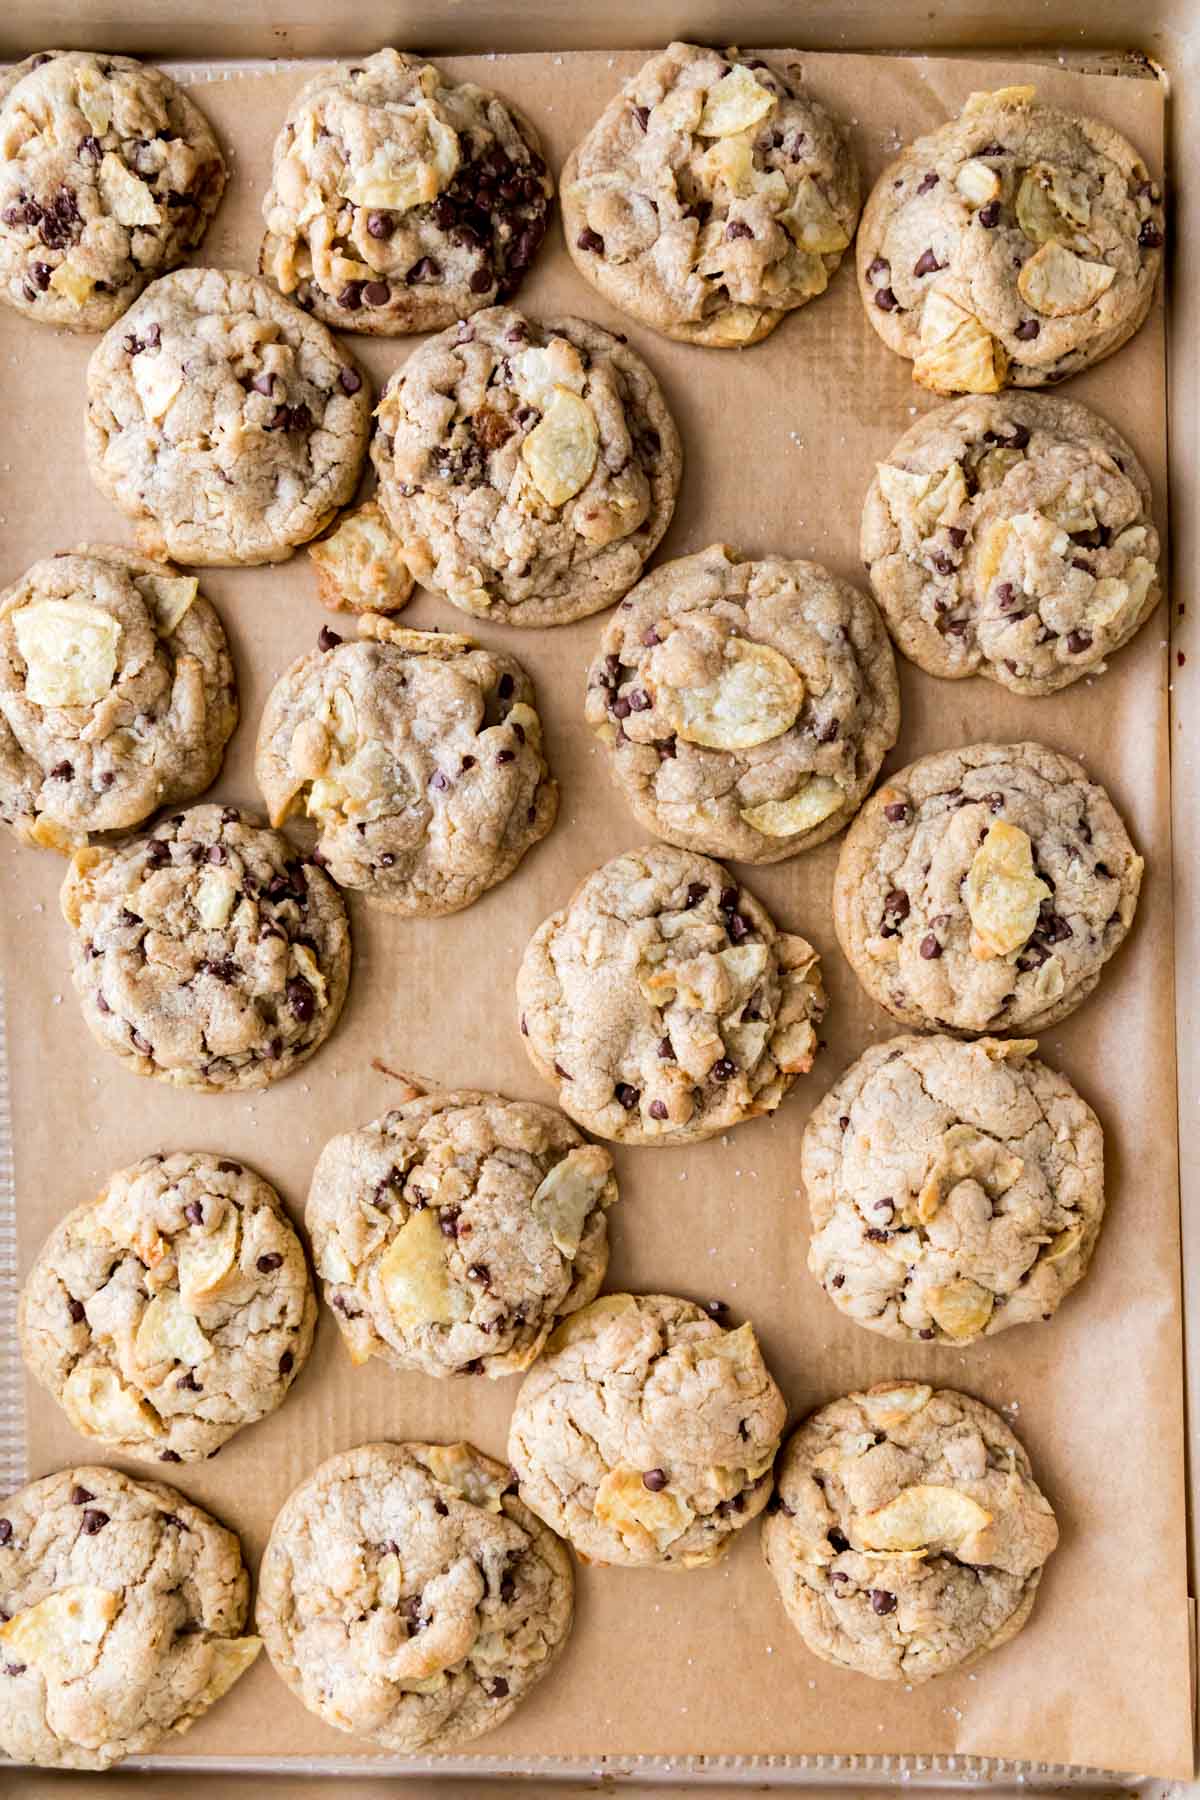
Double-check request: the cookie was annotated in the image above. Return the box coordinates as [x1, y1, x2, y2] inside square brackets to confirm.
[508, 1293, 786, 1568]
[803, 1034, 1104, 1343]
[60, 803, 351, 1092]
[761, 1382, 1058, 1682]
[308, 1089, 617, 1379]
[585, 544, 899, 862]
[862, 394, 1161, 694]
[833, 742, 1142, 1034]
[308, 499, 414, 615]
[372, 307, 681, 628]
[0, 545, 236, 853]
[256, 616, 557, 916]
[19, 1151, 316, 1463]
[84, 266, 372, 566]
[857, 85, 1164, 392]
[0, 1465, 259, 1769]
[260, 48, 552, 335]
[0, 50, 226, 332]
[561, 43, 859, 348]
[517, 841, 825, 1145]
[256, 1440, 573, 1753]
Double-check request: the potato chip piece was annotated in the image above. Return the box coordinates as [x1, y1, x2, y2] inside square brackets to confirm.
[292, 942, 328, 1009]
[697, 64, 776, 138]
[593, 1466, 694, 1549]
[132, 352, 183, 421]
[98, 153, 161, 227]
[741, 776, 843, 837]
[135, 1291, 213, 1369]
[651, 85, 704, 134]
[191, 1637, 262, 1711]
[965, 820, 1052, 957]
[858, 1383, 932, 1430]
[378, 1207, 470, 1331]
[976, 445, 1026, 490]
[511, 339, 587, 409]
[547, 1291, 637, 1350]
[421, 1442, 505, 1510]
[178, 1205, 240, 1309]
[955, 159, 1001, 205]
[63, 1364, 164, 1441]
[356, 615, 475, 654]
[780, 176, 850, 254]
[76, 68, 112, 135]
[342, 103, 459, 210]
[47, 260, 95, 306]
[1017, 240, 1116, 317]
[964, 85, 1036, 113]
[698, 132, 756, 198]
[1045, 1224, 1082, 1262]
[0, 1586, 120, 1682]
[655, 637, 803, 750]
[1016, 161, 1092, 248]
[877, 461, 968, 548]
[914, 292, 1007, 395]
[13, 600, 120, 708]
[133, 571, 199, 634]
[318, 1235, 354, 1285]
[852, 1483, 993, 1552]
[926, 1276, 995, 1339]
[530, 1145, 613, 1258]
[309, 501, 414, 616]
[377, 1550, 403, 1610]
[1088, 558, 1155, 628]
[194, 867, 238, 929]
[520, 387, 600, 507]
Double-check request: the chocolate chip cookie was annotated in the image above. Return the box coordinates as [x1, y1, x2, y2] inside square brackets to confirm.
[0, 50, 226, 332]
[804, 1035, 1105, 1343]
[0, 1465, 259, 1769]
[19, 1151, 316, 1463]
[371, 307, 681, 627]
[260, 48, 552, 335]
[308, 499, 414, 615]
[84, 266, 372, 565]
[308, 1090, 617, 1379]
[256, 1440, 573, 1753]
[833, 742, 1142, 1034]
[508, 1293, 786, 1568]
[60, 803, 351, 1092]
[517, 841, 826, 1145]
[862, 393, 1161, 693]
[562, 43, 859, 348]
[762, 1382, 1059, 1682]
[858, 85, 1164, 391]
[586, 545, 899, 862]
[256, 616, 557, 915]
[0, 545, 237, 853]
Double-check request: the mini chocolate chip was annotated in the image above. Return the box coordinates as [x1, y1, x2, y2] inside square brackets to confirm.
[657, 1038, 674, 1061]
[82, 1509, 109, 1535]
[884, 801, 911, 824]
[430, 769, 450, 791]
[614, 1082, 640, 1111]
[339, 367, 363, 395]
[870, 1588, 897, 1615]
[217, 1160, 242, 1175]
[160, 1449, 182, 1463]
[831, 1273, 845, 1288]
[0, 1521, 10, 1546]
[362, 280, 390, 307]
[913, 247, 942, 277]
[131, 1031, 152, 1055]
[726, 219, 753, 240]
[1014, 318, 1040, 340]
[67, 1296, 86, 1324]
[932, 552, 954, 575]
[406, 254, 441, 284]
[632, 104, 650, 131]
[466, 1263, 489, 1283]
[257, 1252, 284, 1273]
[867, 256, 890, 280]
[318, 625, 342, 651]
[1066, 630, 1093, 654]
[286, 975, 316, 1022]
[48, 759, 73, 780]
[828, 1527, 850, 1552]
[948, 526, 967, 548]
[496, 749, 515, 765]
[366, 210, 394, 239]
[468, 265, 494, 293]
[207, 843, 227, 864]
[98, 771, 115, 788]
[628, 689, 651, 712]
[920, 934, 943, 959]
[995, 582, 1018, 610]
[916, 171, 939, 194]
[919, 1327, 936, 1340]
[488, 1676, 510, 1698]
[874, 286, 899, 311]
[648, 1099, 668, 1120]
[683, 881, 708, 909]
[642, 1468, 668, 1491]
[71, 1485, 94, 1506]
[817, 718, 840, 744]
[1139, 221, 1164, 249]
[883, 888, 909, 924]
[575, 225, 605, 254]
[977, 201, 1001, 228]
[184, 1201, 204, 1227]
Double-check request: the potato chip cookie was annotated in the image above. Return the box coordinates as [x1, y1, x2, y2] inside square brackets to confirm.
[586, 544, 899, 862]
[562, 43, 859, 347]
[832, 742, 1142, 1034]
[0, 50, 225, 332]
[762, 1383, 1058, 1681]
[19, 1152, 315, 1462]
[857, 86, 1164, 391]
[260, 49, 552, 335]
[371, 306, 681, 627]
[256, 1441, 573, 1752]
[804, 1035, 1104, 1343]
[508, 1293, 786, 1568]
[0, 1465, 259, 1768]
[308, 1090, 617, 1379]
[517, 841, 826, 1145]
[862, 393, 1160, 693]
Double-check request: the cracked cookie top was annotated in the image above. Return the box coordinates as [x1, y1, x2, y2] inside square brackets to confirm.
[517, 840, 825, 1145]
[857, 85, 1164, 392]
[0, 50, 226, 332]
[586, 544, 899, 862]
[762, 1383, 1058, 1682]
[803, 1034, 1105, 1344]
[255, 616, 557, 916]
[84, 267, 372, 566]
[833, 741, 1142, 1034]
[60, 803, 352, 1092]
[562, 42, 860, 348]
[19, 1151, 316, 1462]
[260, 48, 552, 335]
[256, 1440, 573, 1753]
[508, 1293, 786, 1568]
[0, 1464, 259, 1769]
[371, 306, 682, 627]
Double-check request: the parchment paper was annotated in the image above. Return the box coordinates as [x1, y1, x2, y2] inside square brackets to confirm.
[0, 48, 1188, 1778]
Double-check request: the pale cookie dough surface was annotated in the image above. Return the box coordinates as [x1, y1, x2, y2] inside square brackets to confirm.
[508, 1293, 786, 1568]
[562, 42, 860, 348]
[19, 1152, 316, 1462]
[256, 1440, 573, 1753]
[0, 545, 236, 852]
[858, 85, 1164, 392]
[372, 306, 681, 627]
[0, 50, 226, 332]
[804, 1035, 1105, 1343]
[762, 1383, 1058, 1682]
[862, 393, 1160, 694]
[517, 841, 826, 1145]
[309, 498, 414, 615]
[833, 742, 1142, 1034]
[260, 48, 552, 336]
[307, 1090, 617, 1378]
[256, 617, 557, 916]
[61, 803, 351, 1092]
[586, 544, 899, 862]
[84, 266, 372, 566]
[0, 1464, 259, 1769]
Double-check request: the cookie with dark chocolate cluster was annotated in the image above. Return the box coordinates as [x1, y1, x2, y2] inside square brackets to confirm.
[259, 48, 553, 335]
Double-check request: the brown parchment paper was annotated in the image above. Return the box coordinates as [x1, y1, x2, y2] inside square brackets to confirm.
[0, 46, 1188, 1779]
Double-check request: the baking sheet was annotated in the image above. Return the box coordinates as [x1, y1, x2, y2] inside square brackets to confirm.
[0, 47, 1188, 1779]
